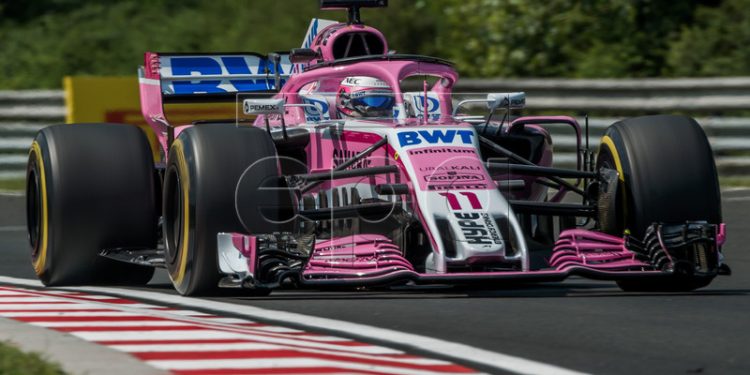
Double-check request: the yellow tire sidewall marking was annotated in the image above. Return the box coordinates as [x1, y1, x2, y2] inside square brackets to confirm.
[170, 139, 191, 287]
[600, 135, 624, 182]
[30, 142, 49, 276]
[600, 135, 629, 232]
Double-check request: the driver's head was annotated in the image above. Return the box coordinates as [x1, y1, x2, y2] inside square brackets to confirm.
[336, 76, 394, 118]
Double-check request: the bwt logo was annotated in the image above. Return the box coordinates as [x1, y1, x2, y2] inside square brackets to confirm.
[397, 129, 474, 147]
[167, 56, 286, 94]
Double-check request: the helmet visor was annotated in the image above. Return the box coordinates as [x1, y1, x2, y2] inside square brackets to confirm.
[351, 95, 395, 109]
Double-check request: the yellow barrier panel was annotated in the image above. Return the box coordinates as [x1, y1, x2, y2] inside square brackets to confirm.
[63, 76, 236, 161]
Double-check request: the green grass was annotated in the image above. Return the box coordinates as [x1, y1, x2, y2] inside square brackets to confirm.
[0, 341, 65, 375]
[0, 179, 24, 192]
[720, 176, 750, 188]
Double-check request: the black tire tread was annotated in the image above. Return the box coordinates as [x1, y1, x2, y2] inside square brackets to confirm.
[163, 125, 285, 296]
[596, 115, 721, 292]
[27, 124, 157, 286]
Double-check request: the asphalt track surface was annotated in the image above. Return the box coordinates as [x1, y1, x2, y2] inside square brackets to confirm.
[1, 190, 749, 374]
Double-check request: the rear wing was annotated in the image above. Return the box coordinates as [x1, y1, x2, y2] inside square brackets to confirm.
[140, 52, 292, 104]
[139, 52, 292, 156]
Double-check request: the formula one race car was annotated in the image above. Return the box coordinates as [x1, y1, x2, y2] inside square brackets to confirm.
[26, 0, 729, 295]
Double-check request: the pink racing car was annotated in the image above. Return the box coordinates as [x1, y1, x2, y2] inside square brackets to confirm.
[26, 0, 729, 295]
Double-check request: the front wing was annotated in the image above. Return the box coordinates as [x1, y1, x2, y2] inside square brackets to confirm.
[217, 222, 727, 290]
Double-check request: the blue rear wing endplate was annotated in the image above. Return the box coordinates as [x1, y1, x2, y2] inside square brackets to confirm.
[156, 52, 292, 103]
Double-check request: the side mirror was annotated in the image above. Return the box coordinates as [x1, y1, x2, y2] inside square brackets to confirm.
[243, 99, 285, 115]
[290, 48, 319, 64]
[487, 92, 526, 111]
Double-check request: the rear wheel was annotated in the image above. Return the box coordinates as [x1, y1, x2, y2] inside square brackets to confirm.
[26, 124, 157, 286]
[163, 125, 290, 296]
[596, 115, 721, 291]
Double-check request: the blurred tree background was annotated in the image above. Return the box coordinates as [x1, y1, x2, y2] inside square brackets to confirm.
[0, 0, 747, 89]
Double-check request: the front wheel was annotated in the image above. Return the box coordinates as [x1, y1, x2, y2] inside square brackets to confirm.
[596, 115, 722, 291]
[162, 125, 291, 296]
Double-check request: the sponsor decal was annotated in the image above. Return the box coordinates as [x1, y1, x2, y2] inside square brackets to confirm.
[455, 213, 493, 244]
[440, 192, 502, 245]
[408, 147, 476, 155]
[411, 95, 440, 113]
[293, 18, 336, 74]
[341, 77, 389, 88]
[409, 94, 441, 121]
[419, 165, 481, 172]
[397, 129, 474, 147]
[420, 164, 486, 190]
[406, 146, 487, 191]
[332, 149, 372, 169]
[302, 96, 330, 121]
[427, 184, 487, 191]
[303, 19, 321, 48]
[424, 172, 484, 183]
[453, 212, 502, 245]
[164, 55, 289, 94]
[488, 92, 526, 109]
[392, 103, 404, 119]
[245, 104, 279, 111]
[242, 99, 285, 115]
[480, 212, 503, 244]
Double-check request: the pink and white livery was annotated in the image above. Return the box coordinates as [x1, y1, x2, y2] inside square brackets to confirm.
[26, 0, 730, 295]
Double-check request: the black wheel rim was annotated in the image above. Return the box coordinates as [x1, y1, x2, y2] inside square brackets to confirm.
[164, 166, 183, 264]
[26, 159, 41, 255]
[597, 150, 626, 234]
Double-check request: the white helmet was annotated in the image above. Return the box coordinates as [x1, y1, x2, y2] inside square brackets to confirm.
[336, 76, 394, 118]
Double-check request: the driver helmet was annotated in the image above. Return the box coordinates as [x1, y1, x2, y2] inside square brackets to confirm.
[336, 76, 395, 118]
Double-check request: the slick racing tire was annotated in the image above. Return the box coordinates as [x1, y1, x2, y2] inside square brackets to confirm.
[26, 124, 157, 286]
[596, 115, 721, 292]
[163, 125, 290, 296]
